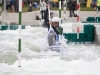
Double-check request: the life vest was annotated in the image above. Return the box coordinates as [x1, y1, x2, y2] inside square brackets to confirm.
[57, 26, 63, 35]
[48, 26, 63, 37]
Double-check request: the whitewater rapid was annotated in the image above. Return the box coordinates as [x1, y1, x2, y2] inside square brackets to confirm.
[0, 23, 100, 75]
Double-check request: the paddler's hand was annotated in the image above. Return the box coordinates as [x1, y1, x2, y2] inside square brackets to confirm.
[48, 22, 52, 25]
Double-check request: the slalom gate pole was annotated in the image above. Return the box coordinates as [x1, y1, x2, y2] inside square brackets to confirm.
[59, 0, 61, 25]
[29, 0, 32, 10]
[94, 6, 96, 22]
[96, 0, 99, 17]
[0, 0, 2, 26]
[59, 0, 62, 43]
[48, 4, 52, 30]
[95, 6, 98, 22]
[40, 0, 41, 25]
[63, 0, 67, 22]
[76, 0, 80, 39]
[43, 0, 45, 20]
[18, 0, 22, 67]
[97, 8, 98, 22]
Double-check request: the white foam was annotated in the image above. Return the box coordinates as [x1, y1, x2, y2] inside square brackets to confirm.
[0, 24, 100, 75]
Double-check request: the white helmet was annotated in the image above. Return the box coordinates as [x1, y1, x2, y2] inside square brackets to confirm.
[52, 17, 59, 22]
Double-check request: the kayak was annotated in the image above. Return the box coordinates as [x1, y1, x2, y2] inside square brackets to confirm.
[45, 44, 68, 55]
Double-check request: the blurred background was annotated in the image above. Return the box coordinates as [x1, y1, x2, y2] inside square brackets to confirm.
[1, 0, 97, 12]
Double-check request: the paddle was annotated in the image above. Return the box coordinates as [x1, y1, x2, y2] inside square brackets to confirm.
[48, 4, 52, 31]
[47, 4, 56, 46]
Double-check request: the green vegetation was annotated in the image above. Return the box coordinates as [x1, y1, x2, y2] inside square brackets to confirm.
[21, 6, 95, 12]
[6, 1, 95, 12]
[6, 6, 95, 12]
[21, 2, 95, 12]
[50, 7, 95, 11]
[3, 0, 95, 12]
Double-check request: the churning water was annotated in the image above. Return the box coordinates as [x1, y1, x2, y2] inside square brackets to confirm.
[0, 23, 100, 75]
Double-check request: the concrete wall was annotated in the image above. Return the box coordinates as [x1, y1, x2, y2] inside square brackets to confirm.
[1, 11, 42, 26]
[94, 25, 100, 44]
[1, 11, 97, 25]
